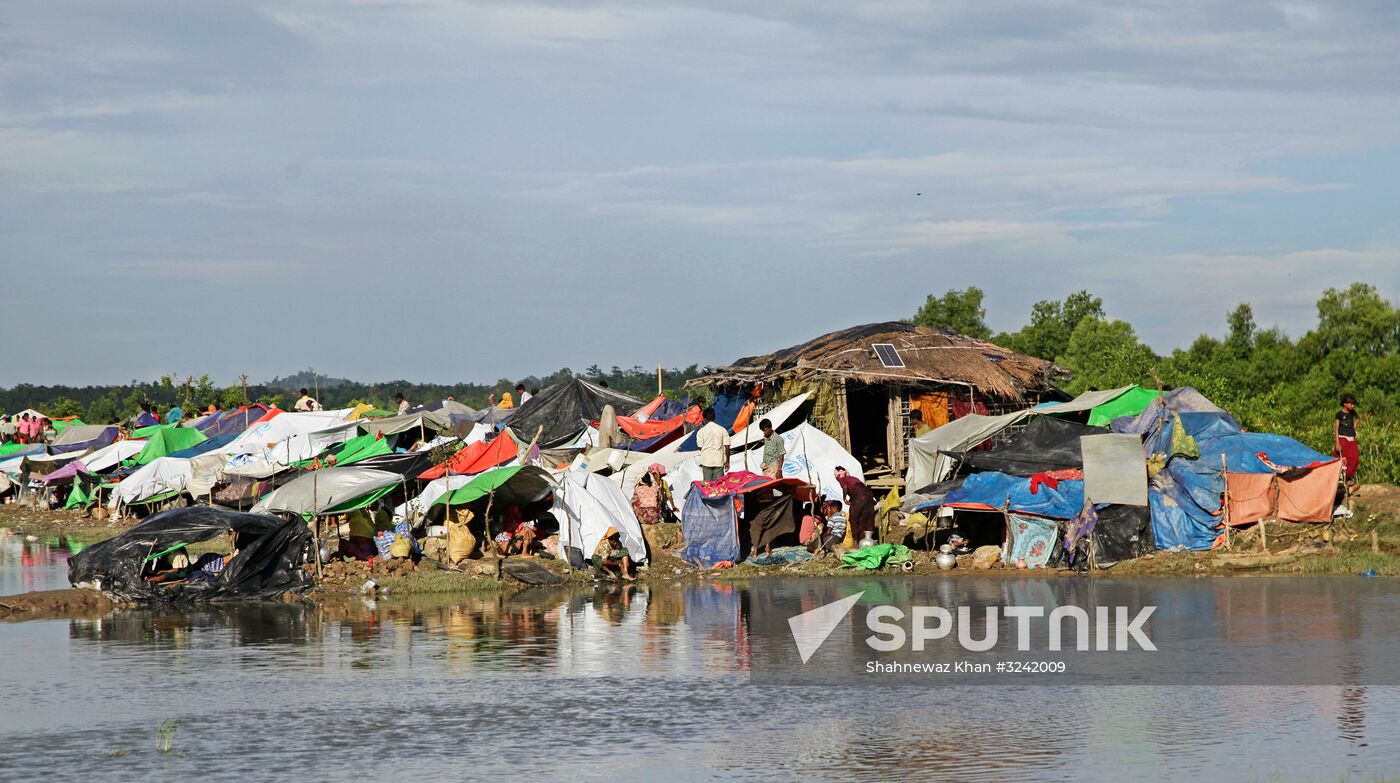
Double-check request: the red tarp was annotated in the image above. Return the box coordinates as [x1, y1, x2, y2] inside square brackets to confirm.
[419, 431, 519, 479]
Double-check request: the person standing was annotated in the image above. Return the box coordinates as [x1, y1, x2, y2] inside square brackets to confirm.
[0, 415, 15, 443]
[294, 388, 322, 412]
[165, 404, 183, 424]
[834, 466, 876, 542]
[1335, 393, 1361, 487]
[516, 384, 531, 405]
[696, 407, 730, 482]
[395, 393, 411, 415]
[910, 409, 932, 438]
[759, 418, 785, 479]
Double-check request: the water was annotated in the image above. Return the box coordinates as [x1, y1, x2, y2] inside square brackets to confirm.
[0, 528, 78, 596]
[1, 558, 1398, 781]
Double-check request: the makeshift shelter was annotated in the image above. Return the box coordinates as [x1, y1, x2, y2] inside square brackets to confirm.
[47, 424, 119, 455]
[68, 506, 313, 602]
[419, 431, 520, 479]
[251, 467, 403, 518]
[679, 473, 813, 567]
[222, 410, 354, 460]
[195, 405, 271, 438]
[948, 417, 1104, 477]
[686, 322, 1064, 475]
[294, 431, 392, 468]
[131, 427, 209, 465]
[505, 379, 644, 449]
[112, 455, 226, 506]
[905, 410, 1031, 489]
[664, 422, 863, 508]
[553, 471, 648, 567]
[430, 465, 555, 509]
[1112, 388, 1335, 550]
[80, 440, 147, 473]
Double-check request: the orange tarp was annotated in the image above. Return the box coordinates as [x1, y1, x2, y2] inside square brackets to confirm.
[617, 414, 683, 440]
[912, 392, 950, 430]
[1226, 461, 1341, 525]
[1225, 473, 1275, 526]
[420, 431, 519, 479]
[1277, 460, 1341, 523]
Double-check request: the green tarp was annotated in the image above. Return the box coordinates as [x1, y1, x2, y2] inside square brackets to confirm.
[293, 432, 391, 468]
[1086, 386, 1162, 427]
[65, 483, 91, 510]
[52, 418, 85, 434]
[131, 427, 208, 465]
[433, 466, 527, 506]
[0, 442, 25, 457]
[839, 543, 912, 570]
[131, 423, 174, 438]
[322, 485, 397, 516]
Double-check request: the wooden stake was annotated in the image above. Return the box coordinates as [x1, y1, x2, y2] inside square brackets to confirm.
[657, 364, 663, 397]
[1221, 454, 1232, 550]
[312, 469, 323, 579]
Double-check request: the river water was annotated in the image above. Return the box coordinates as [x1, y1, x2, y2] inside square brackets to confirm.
[2, 538, 1398, 782]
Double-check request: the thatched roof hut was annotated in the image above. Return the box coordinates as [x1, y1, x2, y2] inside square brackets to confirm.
[688, 322, 1065, 481]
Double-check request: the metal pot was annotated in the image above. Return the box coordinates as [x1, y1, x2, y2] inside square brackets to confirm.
[935, 551, 958, 570]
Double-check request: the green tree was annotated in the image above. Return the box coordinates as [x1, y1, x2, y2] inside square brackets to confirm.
[995, 290, 1104, 360]
[45, 397, 85, 418]
[86, 393, 123, 424]
[912, 287, 991, 339]
[1059, 318, 1158, 394]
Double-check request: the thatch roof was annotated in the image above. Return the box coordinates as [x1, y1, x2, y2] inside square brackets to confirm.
[687, 321, 1064, 401]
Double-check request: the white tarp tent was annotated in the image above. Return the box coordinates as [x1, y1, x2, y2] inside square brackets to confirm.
[252, 467, 402, 516]
[79, 440, 147, 473]
[904, 409, 1031, 489]
[112, 457, 193, 506]
[665, 423, 864, 508]
[1030, 386, 1134, 417]
[553, 471, 647, 565]
[49, 424, 118, 448]
[222, 409, 354, 457]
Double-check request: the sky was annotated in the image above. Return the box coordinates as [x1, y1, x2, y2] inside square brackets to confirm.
[2, 0, 1398, 386]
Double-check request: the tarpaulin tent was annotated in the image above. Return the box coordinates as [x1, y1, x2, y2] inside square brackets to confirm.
[1112, 388, 1333, 550]
[553, 471, 648, 567]
[68, 506, 313, 602]
[130, 423, 174, 439]
[419, 431, 519, 479]
[1086, 386, 1162, 427]
[222, 410, 354, 459]
[251, 467, 402, 517]
[678, 473, 811, 567]
[50, 417, 85, 434]
[79, 440, 147, 473]
[948, 416, 1103, 476]
[130, 426, 208, 465]
[361, 412, 441, 439]
[905, 410, 1030, 489]
[431, 465, 555, 509]
[614, 397, 688, 452]
[196, 404, 271, 438]
[168, 432, 239, 460]
[353, 449, 436, 478]
[293, 432, 391, 468]
[505, 379, 643, 448]
[942, 470, 1085, 519]
[47, 424, 119, 455]
[664, 422, 862, 508]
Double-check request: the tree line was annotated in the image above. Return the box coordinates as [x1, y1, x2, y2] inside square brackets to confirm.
[913, 282, 1400, 483]
[0, 365, 716, 426]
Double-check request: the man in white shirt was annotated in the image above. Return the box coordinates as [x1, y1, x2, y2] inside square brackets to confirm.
[516, 384, 531, 405]
[293, 388, 322, 412]
[395, 393, 410, 415]
[695, 407, 730, 482]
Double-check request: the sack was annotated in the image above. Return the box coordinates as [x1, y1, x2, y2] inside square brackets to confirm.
[389, 537, 412, 559]
[447, 508, 477, 564]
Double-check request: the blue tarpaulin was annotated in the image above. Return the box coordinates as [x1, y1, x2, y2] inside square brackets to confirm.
[942, 471, 1084, 519]
[679, 492, 739, 567]
[1113, 388, 1333, 551]
[168, 432, 239, 459]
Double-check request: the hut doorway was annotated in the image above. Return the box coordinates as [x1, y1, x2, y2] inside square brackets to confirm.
[846, 381, 890, 472]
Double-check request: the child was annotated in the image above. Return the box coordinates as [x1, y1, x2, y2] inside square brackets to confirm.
[809, 499, 847, 556]
[1335, 393, 1360, 487]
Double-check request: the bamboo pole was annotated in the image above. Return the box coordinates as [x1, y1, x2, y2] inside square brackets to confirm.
[657, 364, 663, 397]
[1221, 454, 1232, 551]
[312, 468, 323, 578]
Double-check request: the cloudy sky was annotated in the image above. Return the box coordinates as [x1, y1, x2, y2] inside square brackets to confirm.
[3, 1, 1397, 386]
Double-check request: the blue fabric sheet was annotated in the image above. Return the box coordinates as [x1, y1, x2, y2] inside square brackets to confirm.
[942, 471, 1084, 519]
[679, 492, 739, 567]
[168, 432, 239, 459]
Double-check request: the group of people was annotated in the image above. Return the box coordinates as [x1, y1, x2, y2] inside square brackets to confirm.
[487, 384, 538, 410]
[0, 413, 53, 444]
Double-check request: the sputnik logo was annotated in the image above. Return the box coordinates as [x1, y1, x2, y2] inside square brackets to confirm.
[788, 591, 864, 664]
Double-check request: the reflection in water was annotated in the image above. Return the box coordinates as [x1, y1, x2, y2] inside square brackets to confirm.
[1, 578, 1397, 782]
[0, 528, 82, 595]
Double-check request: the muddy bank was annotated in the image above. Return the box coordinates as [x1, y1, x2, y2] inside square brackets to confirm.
[0, 588, 114, 622]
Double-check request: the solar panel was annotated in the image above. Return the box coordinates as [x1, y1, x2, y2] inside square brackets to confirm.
[872, 343, 905, 368]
